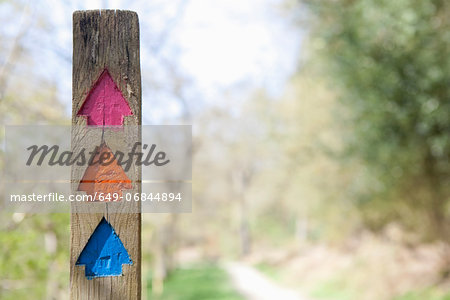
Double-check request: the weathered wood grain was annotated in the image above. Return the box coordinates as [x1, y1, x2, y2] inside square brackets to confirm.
[71, 9, 141, 300]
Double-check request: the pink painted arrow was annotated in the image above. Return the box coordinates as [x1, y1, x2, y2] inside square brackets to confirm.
[78, 69, 133, 126]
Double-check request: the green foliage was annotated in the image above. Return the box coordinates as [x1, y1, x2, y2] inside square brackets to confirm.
[147, 264, 243, 300]
[303, 0, 450, 232]
[0, 213, 70, 299]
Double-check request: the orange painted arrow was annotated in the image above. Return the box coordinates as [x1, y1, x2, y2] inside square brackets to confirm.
[78, 143, 132, 201]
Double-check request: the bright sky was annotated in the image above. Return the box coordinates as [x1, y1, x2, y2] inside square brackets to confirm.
[3, 0, 303, 123]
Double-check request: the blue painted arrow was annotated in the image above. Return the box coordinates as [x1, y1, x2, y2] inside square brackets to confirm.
[76, 217, 132, 279]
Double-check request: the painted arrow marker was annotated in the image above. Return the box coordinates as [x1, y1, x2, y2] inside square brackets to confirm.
[76, 217, 132, 279]
[77, 69, 133, 126]
[78, 143, 132, 201]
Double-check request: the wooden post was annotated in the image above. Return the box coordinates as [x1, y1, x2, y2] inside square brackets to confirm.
[70, 10, 141, 299]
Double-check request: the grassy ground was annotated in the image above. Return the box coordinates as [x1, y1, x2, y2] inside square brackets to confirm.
[309, 281, 450, 300]
[308, 278, 355, 300]
[254, 262, 281, 280]
[147, 263, 244, 300]
[394, 289, 450, 300]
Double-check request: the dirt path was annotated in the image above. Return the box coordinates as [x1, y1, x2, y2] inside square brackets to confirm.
[223, 262, 311, 300]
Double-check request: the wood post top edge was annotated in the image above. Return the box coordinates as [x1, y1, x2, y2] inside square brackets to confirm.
[73, 10, 138, 17]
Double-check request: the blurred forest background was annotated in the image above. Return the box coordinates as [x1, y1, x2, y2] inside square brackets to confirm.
[0, 0, 449, 299]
